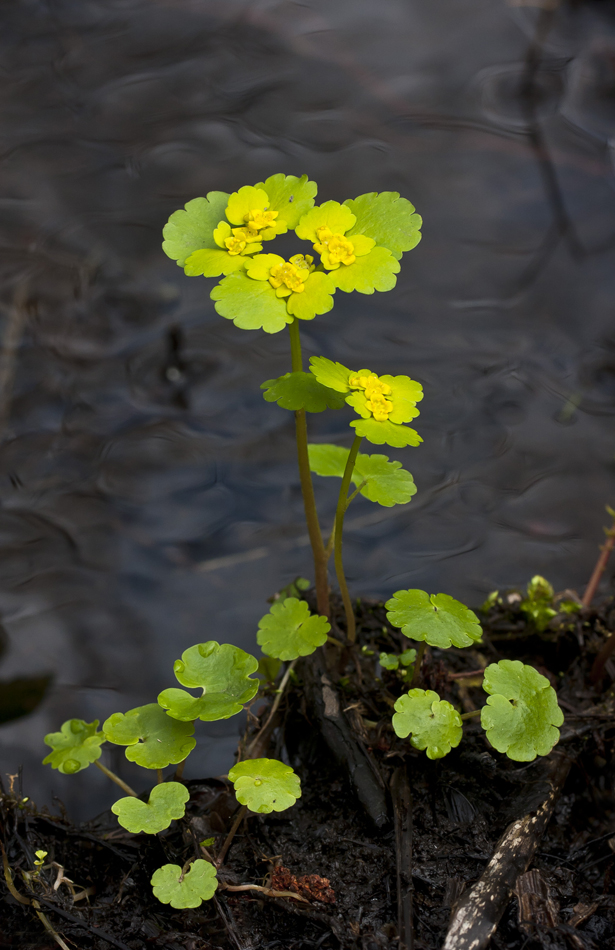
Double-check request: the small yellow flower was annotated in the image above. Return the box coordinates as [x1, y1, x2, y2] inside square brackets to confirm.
[244, 208, 279, 233]
[268, 254, 315, 297]
[314, 227, 356, 268]
[348, 373, 395, 420]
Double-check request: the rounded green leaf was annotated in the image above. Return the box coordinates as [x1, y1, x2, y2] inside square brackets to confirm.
[309, 356, 355, 393]
[350, 417, 422, 448]
[328, 247, 400, 294]
[308, 444, 416, 508]
[151, 860, 218, 908]
[42, 719, 105, 775]
[211, 273, 291, 334]
[184, 247, 256, 278]
[386, 590, 483, 649]
[103, 704, 195, 770]
[257, 597, 330, 661]
[344, 192, 422, 260]
[392, 689, 462, 759]
[158, 641, 259, 722]
[228, 757, 301, 813]
[295, 201, 356, 242]
[379, 652, 399, 671]
[481, 660, 564, 762]
[286, 271, 336, 322]
[254, 173, 318, 229]
[261, 373, 347, 413]
[111, 782, 190, 834]
[162, 193, 230, 267]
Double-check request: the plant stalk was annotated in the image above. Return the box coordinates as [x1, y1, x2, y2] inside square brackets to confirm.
[582, 508, 615, 608]
[334, 435, 363, 642]
[94, 760, 138, 797]
[460, 709, 482, 721]
[216, 804, 247, 867]
[410, 641, 426, 687]
[246, 659, 297, 758]
[287, 319, 329, 616]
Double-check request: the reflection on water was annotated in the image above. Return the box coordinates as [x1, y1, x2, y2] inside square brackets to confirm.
[0, 0, 614, 817]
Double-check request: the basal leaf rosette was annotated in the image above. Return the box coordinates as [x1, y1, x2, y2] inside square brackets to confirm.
[392, 689, 462, 760]
[158, 641, 259, 722]
[295, 199, 402, 294]
[309, 357, 423, 448]
[480, 660, 564, 762]
[43, 719, 105, 775]
[112, 782, 190, 834]
[162, 174, 317, 281]
[261, 372, 347, 412]
[228, 757, 301, 813]
[386, 590, 483, 649]
[308, 443, 417, 507]
[103, 703, 196, 770]
[151, 860, 218, 909]
[257, 597, 330, 661]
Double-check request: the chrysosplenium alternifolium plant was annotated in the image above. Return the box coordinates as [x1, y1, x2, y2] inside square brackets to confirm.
[42, 175, 563, 907]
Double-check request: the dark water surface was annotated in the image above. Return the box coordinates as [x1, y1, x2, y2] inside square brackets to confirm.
[1, 0, 615, 818]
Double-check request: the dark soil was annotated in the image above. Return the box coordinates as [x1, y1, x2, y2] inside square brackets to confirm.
[2, 594, 615, 950]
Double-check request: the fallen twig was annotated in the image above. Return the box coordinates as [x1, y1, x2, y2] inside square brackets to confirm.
[219, 881, 310, 903]
[442, 752, 571, 950]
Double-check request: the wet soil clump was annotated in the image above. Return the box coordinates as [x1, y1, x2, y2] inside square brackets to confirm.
[2, 595, 615, 949]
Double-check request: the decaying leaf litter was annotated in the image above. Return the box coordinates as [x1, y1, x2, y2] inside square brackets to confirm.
[3, 587, 615, 950]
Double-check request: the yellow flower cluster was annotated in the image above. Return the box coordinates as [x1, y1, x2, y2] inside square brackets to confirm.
[223, 207, 281, 256]
[314, 227, 356, 268]
[349, 373, 393, 421]
[268, 255, 314, 296]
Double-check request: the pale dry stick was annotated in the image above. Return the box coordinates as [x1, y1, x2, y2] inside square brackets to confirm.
[582, 507, 615, 608]
[0, 281, 29, 435]
[246, 658, 298, 759]
[219, 881, 310, 903]
[94, 761, 137, 797]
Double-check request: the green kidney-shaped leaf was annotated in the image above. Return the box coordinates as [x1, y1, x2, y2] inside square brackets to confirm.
[328, 247, 400, 294]
[162, 193, 230, 267]
[103, 704, 195, 770]
[480, 660, 564, 762]
[158, 641, 259, 722]
[151, 860, 218, 908]
[211, 272, 292, 334]
[43, 719, 105, 775]
[392, 689, 462, 759]
[254, 173, 318, 229]
[309, 356, 354, 393]
[386, 590, 483, 649]
[257, 597, 330, 661]
[261, 373, 347, 413]
[228, 757, 301, 813]
[350, 417, 422, 448]
[308, 444, 416, 507]
[344, 192, 422, 260]
[286, 271, 336, 322]
[111, 782, 190, 834]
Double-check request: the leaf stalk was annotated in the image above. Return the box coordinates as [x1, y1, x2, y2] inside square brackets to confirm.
[94, 760, 138, 797]
[334, 434, 363, 642]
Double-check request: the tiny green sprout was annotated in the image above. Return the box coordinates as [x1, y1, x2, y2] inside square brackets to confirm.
[111, 781, 190, 834]
[261, 373, 347, 413]
[200, 837, 215, 848]
[379, 652, 400, 671]
[33, 850, 47, 869]
[103, 703, 196, 770]
[42, 719, 105, 774]
[392, 689, 463, 760]
[480, 660, 564, 762]
[257, 597, 330, 661]
[480, 590, 502, 612]
[361, 645, 375, 657]
[256, 656, 282, 684]
[158, 641, 259, 722]
[308, 443, 417, 507]
[228, 758, 301, 813]
[151, 859, 218, 909]
[386, 590, 483, 649]
[558, 599, 581, 615]
[520, 575, 557, 632]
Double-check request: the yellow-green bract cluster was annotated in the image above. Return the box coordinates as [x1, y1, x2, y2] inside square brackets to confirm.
[162, 174, 422, 334]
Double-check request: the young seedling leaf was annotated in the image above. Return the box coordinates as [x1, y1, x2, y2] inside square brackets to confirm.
[480, 660, 564, 762]
[308, 444, 417, 508]
[162, 193, 230, 267]
[111, 781, 190, 834]
[261, 373, 346, 413]
[103, 704, 196, 769]
[328, 245, 400, 294]
[256, 656, 282, 684]
[400, 648, 417, 667]
[158, 642, 259, 722]
[253, 173, 318, 229]
[344, 192, 422, 260]
[42, 719, 105, 774]
[520, 575, 557, 632]
[228, 757, 301, 813]
[257, 597, 330, 661]
[151, 860, 218, 908]
[392, 689, 462, 759]
[211, 272, 292, 334]
[379, 652, 399, 671]
[386, 590, 483, 649]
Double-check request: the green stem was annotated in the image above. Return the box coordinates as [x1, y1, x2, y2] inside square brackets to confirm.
[287, 319, 329, 617]
[334, 435, 363, 642]
[460, 709, 482, 721]
[411, 641, 426, 687]
[94, 760, 137, 797]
